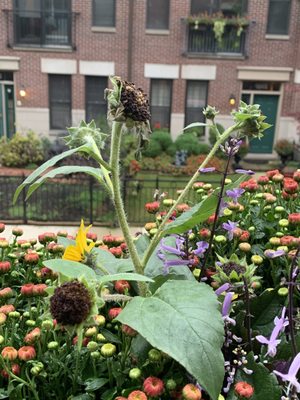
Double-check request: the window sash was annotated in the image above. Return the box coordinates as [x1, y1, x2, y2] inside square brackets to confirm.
[85, 76, 108, 126]
[267, 0, 291, 35]
[190, 0, 247, 16]
[150, 79, 172, 129]
[185, 81, 208, 132]
[92, 0, 116, 27]
[49, 75, 71, 130]
[146, 0, 170, 30]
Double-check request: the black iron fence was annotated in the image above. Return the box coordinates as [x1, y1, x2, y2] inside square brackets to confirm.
[0, 175, 200, 226]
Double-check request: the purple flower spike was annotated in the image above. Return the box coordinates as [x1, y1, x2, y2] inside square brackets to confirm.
[226, 188, 245, 204]
[215, 283, 231, 296]
[222, 220, 238, 240]
[235, 169, 255, 175]
[222, 292, 236, 325]
[162, 259, 191, 275]
[274, 352, 300, 393]
[193, 241, 209, 257]
[256, 307, 288, 357]
[199, 167, 216, 173]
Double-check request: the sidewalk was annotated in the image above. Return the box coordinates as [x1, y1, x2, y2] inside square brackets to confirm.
[2, 224, 143, 241]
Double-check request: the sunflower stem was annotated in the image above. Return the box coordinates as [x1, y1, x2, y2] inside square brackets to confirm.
[110, 121, 147, 296]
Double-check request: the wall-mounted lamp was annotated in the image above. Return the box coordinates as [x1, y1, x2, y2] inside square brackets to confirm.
[229, 94, 236, 106]
[19, 87, 27, 98]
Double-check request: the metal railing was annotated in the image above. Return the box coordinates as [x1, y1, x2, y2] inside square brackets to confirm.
[2, 9, 78, 49]
[0, 175, 199, 225]
[187, 24, 246, 55]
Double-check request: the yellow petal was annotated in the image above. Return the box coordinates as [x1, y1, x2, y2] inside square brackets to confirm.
[63, 245, 82, 262]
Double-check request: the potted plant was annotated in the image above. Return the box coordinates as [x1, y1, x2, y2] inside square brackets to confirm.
[274, 139, 294, 167]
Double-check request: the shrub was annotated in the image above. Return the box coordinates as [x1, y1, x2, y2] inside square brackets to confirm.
[0, 131, 45, 168]
[165, 144, 177, 157]
[274, 139, 294, 157]
[198, 143, 211, 154]
[208, 123, 225, 145]
[150, 130, 173, 151]
[182, 154, 226, 175]
[175, 133, 202, 155]
[142, 139, 163, 157]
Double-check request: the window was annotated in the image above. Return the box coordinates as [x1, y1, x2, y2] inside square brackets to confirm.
[267, 0, 291, 35]
[185, 81, 208, 135]
[146, 0, 170, 30]
[150, 79, 172, 130]
[49, 75, 71, 130]
[92, 0, 115, 27]
[14, 0, 71, 46]
[191, 0, 247, 17]
[85, 76, 108, 129]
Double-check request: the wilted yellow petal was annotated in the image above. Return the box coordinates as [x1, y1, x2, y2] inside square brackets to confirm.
[63, 245, 82, 262]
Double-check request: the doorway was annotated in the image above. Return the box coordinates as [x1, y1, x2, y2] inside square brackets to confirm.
[241, 82, 281, 154]
[0, 72, 15, 139]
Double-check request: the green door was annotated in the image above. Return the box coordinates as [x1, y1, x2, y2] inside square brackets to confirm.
[4, 85, 15, 139]
[0, 86, 4, 138]
[249, 95, 278, 154]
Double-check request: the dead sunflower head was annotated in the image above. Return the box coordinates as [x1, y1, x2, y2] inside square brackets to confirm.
[50, 280, 92, 325]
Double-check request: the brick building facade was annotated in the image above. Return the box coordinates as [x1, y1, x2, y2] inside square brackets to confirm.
[0, 0, 300, 156]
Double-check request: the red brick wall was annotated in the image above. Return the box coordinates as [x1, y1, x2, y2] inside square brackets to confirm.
[0, 0, 299, 118]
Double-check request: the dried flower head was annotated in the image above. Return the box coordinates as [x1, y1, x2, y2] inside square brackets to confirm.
[50, 280, 92, 325]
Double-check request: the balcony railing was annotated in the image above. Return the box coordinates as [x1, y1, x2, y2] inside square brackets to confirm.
[2, 9, 78, 50]
[186, 23, 247, 56]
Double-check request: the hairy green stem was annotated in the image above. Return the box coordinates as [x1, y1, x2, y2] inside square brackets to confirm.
[110, 122, 147, 295]
[141, 123, 241, 268]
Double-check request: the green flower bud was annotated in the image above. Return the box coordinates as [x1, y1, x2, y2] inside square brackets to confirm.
[251, 255, 263, 265]
[41, 320, 54, 331]
[100, 343, 116, 357]
[278, 288, 288, 297]
[269, 237, 281, 246]
[254, 193, 264, 199]
[239, 243, 251, 252]
[166, 379, 177, 391]
[224, 178, 232, 185]
[31, 367, 41, 376]
[25, 320, 36, 327]
[250, 200, 259, 205]
[275, 206, 285, 213]
[277, 246, 288, 253]
[149, 228, 158, 236]
[214, 235, 227, 243]
[203, 183, 212, 191]
[279, 219, 289, 227]
[148, 348, 162, 362]
[47, 341, 59, 350]
[193, 268, 201, 279]
[85, 327, 97, 337]
[203, 105, 219, 120]
[196, 188, 204, 194]
[264, 205, 272, 211]
[90, 351, 101, 359]
[96, 333, 106, 342]
[275, 231, 284, 238]
[8, 311, 21, 319]
[188, 233, 195, 241]
[87, 341, 98, 352]
[129, 368, 142, 380]
[0, 335, 4, 345]
[223, 209, 232, 217]
[248, 226, 255, 232]
[23, 311, 30, 318]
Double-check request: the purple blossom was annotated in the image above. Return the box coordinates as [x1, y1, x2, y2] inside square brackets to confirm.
[256, 307, 288, 357]
[215, 283, 231, 296]
[226, 188, 245, 204]
[193, 241, 209, 257]
[199, 167, 216, 173]
[160, 237, 185, 257]
[264, 249, 286, 259]
[222, 220, 238, 240]
[274, 352, 300, 393]
[235, 169, 255, 175]
[222, 292, 236, 325]
[157, 236, 191, 275]
[218, 199, 228, 217]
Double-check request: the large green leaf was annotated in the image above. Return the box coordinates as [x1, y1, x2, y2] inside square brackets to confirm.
[116, 280, 224, 400]
[43, 259, 97, 281]
[163, 175, 248, 235]
[144, 236, 194, 280]
[228, 352, 281, 400]
[26, 166, 104, 200]
[93, 248, 134, 274]
[13, 143, 96, 203]
[97, 273, 153, 284]
[251, 290, 284, 336]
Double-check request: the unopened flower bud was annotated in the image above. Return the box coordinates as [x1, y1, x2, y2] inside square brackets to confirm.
[251, 255, 263, 265]
[100, 343, 116, 357]
[129, 368, 142, 380]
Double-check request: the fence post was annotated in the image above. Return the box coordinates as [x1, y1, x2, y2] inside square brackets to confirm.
[156, 175, 159, 190]
[89, 176, 93, 224]
[22, 174, 28, 224]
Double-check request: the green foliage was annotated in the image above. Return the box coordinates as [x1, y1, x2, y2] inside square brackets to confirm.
[150, 130, 173, 151]
[274, 139, 294, 157]
[165, 143, 177, 156]
[142, 139, 163, 157]
[116, 280, 225, 400]
[0, 131, 45, 167]
[174, 132, 202, 155]
[209, 123, 225, 145]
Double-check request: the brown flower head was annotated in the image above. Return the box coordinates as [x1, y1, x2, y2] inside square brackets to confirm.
[50, 280, 92, 325]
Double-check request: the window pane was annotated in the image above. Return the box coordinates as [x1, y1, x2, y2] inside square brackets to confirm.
[191, 0, 247, 16]
[15, 0, 41, 11]
[147, 0, 169, 29]
[49, 75, 71, 130]
[150, 80, 172, 129]
[93, 0, 115, 27]
[85, 76, 108, 128]
[185, 81, 208, 134]
[267, 0, 291, 35]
